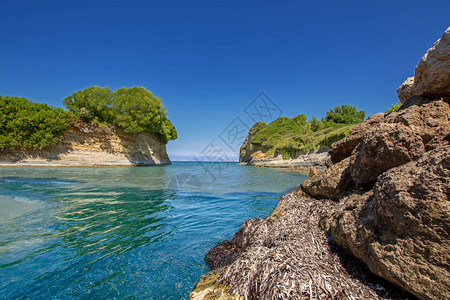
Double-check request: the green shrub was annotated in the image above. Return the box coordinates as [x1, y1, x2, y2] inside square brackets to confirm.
[386, 101, 401, 113]
[0, 96, 71, 150]
[325, 105, 365, 125]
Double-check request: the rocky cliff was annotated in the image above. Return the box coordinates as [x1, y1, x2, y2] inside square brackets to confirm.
[192, 27, 449, 299]
[0, 120, 171, 166]
[239, 131, 331, 171]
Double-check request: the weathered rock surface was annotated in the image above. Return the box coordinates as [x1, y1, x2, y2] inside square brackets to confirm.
[0, 121, 171, 166]
[398, 27, 450, 103]
[329, 112, 385, 164]
[322, 146, 450, 299]
[301, 157, 354, 200]
[196, 192, 411, 299]
[239, 132, 269, 163]
[349, 122, 425, 187]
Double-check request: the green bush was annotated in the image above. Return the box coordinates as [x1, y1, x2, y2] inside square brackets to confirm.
[64, 86, 177, 143]
[0, 96, 71, 150]
[325, 105, 365, 125]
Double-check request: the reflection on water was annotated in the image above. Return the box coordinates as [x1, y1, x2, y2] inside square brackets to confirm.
[0, 163, 306, 299]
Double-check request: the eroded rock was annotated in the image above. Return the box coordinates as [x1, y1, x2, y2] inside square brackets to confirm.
[301, 156, 354, 200]
[322, 146, 450, 299]
[398, 27, 450, 103]
[329, 113, 385, 164]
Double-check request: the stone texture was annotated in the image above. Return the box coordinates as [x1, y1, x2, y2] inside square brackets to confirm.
[349, 122, 425, 187]
[385, 96, 450, 151]
[398, 27, 450, 103]
[301, 156, 354, 200]
[308, 166, 321, 178]
[322, 146, 450, 299]
[329, 113, 385, 164]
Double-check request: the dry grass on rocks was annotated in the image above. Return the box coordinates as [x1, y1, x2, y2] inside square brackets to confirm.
[202, 191, 413, 299]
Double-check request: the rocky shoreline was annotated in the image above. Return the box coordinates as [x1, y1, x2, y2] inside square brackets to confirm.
[239, 151, 329, 173]
[191, 27, 449, 299]
[0, 120, 171, 167]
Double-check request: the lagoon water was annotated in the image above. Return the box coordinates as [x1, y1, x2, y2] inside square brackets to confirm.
[0, 162, 306, 299]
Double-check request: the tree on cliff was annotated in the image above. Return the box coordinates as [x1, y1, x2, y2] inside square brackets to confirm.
[64, 86, 177, 143]
[324, 105, 366, 125]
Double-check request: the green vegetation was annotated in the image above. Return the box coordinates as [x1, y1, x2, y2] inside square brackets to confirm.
[0, 96, 71, 150]
[386, 101, 401, 113]
[0, 86, 177, 151]
[64, 86, 177, 143]
[248, 105, 365, 159]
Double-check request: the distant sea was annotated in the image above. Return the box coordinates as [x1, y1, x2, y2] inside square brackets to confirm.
[0, 162, 306, 299]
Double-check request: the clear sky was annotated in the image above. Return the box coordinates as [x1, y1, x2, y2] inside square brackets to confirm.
[1, 0, 449, 161]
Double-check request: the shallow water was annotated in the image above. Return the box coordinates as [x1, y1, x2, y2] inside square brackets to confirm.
[0, 162, 306, 299]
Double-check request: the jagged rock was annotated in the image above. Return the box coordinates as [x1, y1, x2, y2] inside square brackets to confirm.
[398, 27, 450, 103]
[329, 113, 385, 164]
[385, 96, 450, 151]
[350, 123, 425, 188]
[397, 77, 415, 102]
[301, 157, 354, 200]
[322, 146, 450, 299]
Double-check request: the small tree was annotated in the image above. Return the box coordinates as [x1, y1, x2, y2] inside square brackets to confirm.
[324, 105, 365, 125]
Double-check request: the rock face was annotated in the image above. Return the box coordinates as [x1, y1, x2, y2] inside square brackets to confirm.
[397, 27, 450, 103]
[329, 112, 385, 164]
[0, 121, 171, 166]
[239, 132, 269, 163]
[321, 146, 450, 299]
[193, 28, 450, 300]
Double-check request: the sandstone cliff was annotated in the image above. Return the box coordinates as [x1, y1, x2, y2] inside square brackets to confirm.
[0, 120, 171, 166]
[192, 27, 449, 300]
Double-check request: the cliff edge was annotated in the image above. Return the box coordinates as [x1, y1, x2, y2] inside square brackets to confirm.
[0, 120, 171, 166]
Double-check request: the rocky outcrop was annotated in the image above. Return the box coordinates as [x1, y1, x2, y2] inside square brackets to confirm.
[397, 27, 450, 103]
[193, 192, 411, 299]
[0, 121, 171, 166]
[300, 156, 353, 200]
[321, 146, 450, 299]
[194, 28, 449, 300]
[239, 133, 269, 163]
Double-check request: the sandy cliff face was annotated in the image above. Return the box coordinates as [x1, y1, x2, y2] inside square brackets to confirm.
[0, 121, 171, 166]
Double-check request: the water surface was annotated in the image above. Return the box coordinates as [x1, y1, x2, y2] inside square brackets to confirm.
[0, 162, 306, 299]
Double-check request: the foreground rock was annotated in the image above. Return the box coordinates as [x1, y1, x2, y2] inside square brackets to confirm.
[192, 191, 411, 299]
[322, 146, 450, 299]
[397, 27, 450, 102]
[193, 28, 449, 300]
[0, 121, 171, 166]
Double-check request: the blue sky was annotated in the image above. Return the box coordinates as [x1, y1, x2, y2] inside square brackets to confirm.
[1, 0, 449, 161]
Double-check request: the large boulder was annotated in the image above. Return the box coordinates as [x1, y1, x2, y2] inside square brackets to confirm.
[329, 113, 385, 164]
[350, 122, 425, 188]
[398, 27, 450, 103]
[301, 156, 354, 200]
[322, 146, 450, 299]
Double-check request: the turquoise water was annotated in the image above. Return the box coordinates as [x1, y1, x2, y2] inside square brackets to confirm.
[0, 162, 306, 299]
